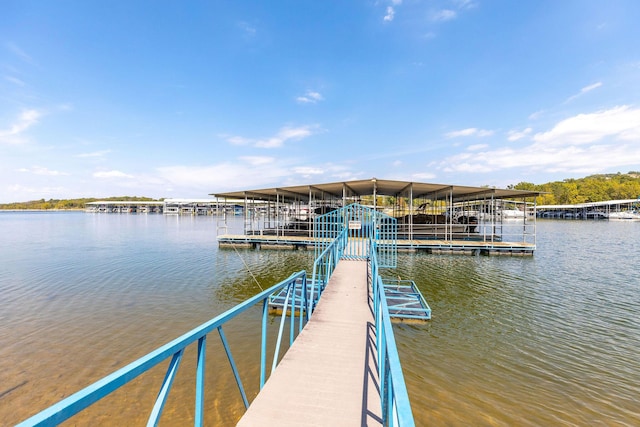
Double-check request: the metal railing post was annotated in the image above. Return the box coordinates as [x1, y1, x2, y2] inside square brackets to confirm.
[194, 336, 206, 426]
[260, 298, 268, 389]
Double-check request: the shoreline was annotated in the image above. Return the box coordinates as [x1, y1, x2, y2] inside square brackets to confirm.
[0, 209, 84, 212]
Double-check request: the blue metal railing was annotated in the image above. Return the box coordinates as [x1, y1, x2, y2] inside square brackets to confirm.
[17, 271, 308, 427]
[313, 203, 414, 426]
[308, 225, 348, 316]
[314, 203, 397, 267]
[19, 204, 416, 426]
[382, 279, 432, 321]
[370, 241, 416, 427]
[313, 203, 414, 425]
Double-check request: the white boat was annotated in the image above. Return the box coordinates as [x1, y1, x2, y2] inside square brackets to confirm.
[478, 208, 527, 221]
[608, 211, 640, 221]
[500, 208, 526, 220]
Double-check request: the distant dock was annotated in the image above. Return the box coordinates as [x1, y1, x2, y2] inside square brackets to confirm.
[537, 198, 640, 220]
[84, 199, 240, 215]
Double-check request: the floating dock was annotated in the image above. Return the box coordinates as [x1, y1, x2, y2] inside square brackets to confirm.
[218, 234, 535, 256]
[268, 277, 432, 321]
[382, 280, 432, 321]
[212, 178, 540, 256]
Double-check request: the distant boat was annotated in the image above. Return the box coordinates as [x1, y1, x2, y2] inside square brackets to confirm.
[608, 211, 640, 221]
[500, 208, 526, 220]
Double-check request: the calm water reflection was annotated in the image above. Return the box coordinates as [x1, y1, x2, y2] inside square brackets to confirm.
[1, 213, 638, 426]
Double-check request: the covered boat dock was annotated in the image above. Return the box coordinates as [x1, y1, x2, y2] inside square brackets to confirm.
[211, 178, 540, 255]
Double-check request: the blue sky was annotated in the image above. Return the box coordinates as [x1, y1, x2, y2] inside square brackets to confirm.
[2, 0, 640, 202]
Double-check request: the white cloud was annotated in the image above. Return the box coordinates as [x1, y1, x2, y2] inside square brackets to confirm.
[467, 143, 488, 151]
[81, 161, 359, 198]
[436, 105, 640, 176]
[6, 42, 34, 64]
[296, 90, 324, 104]
[17, 166, 70, 176]
[238, 22, 256, 38]
[529, 110, 544, 120]
[432, 9, 457, 21]
[445, 128, 476, 137]
[225, 125, 318, 149]
[383, 0, 402, 21]
[6, 184, 67, 200]
[93, 170, 134, 179]
[427, 2, 475, 27]
[4, 75, 25, 86]
[581, 82, 603, 93]
[411, 172, 436, 180]
[158, 162, 290, 192]
[0, 109, 42, 144]
[255, 126, 314, 148]
[454, 0, 477, 9]
[443, 144, 640, 175]
[384, 6, 396, 21]
[76, 150, 111, 158]
[327, 170, 362, 181]
[240, 156, 274, 166]
[507, 127, 532, 141]
[445, 127, 494, 138]
[564, 81, 603, 103]
[293, 166, 324, 175]
[533, 105, 640, 145]
[226, 135, 253, 146]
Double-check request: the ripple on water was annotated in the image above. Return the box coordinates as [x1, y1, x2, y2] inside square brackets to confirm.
[1, 215, 639, 426]
[393, 221, 640, 426]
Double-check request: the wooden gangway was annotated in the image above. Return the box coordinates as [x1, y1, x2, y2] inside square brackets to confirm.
[237, 259, 382, 426]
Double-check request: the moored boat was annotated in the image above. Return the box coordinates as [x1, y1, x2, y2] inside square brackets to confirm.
[608, 210, 640, 221]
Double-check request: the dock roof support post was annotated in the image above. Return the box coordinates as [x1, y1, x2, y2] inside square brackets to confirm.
[449, 188, 453, 241]
[244, 193, 248, 236]
[409, 184, 414, 243]
[342, 183, 347, 207]
[309, 187, 313, 238]
[533, 195, 537, 247]
[276, 193, 280, 238]
[372, 178, 377, 211]
[491, 193, 495, 243]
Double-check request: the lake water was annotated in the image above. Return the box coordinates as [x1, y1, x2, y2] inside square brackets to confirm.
[1, 212, 639, 426]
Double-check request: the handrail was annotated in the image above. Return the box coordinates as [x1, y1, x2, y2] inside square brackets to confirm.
[17, 270, 308, 427]
[312, 204, 414, 425]
[19, 204, 416, 426]
[308, 225, 348, 316]
[370, 241, 416, 426]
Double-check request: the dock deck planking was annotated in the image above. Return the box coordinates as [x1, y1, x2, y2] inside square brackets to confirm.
[237, 259, 382, 426]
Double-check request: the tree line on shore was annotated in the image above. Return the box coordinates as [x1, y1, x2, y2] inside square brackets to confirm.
[510, 172, 640, 205]
[1, 172, 639, 210]
[0, 196, 160, 210]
